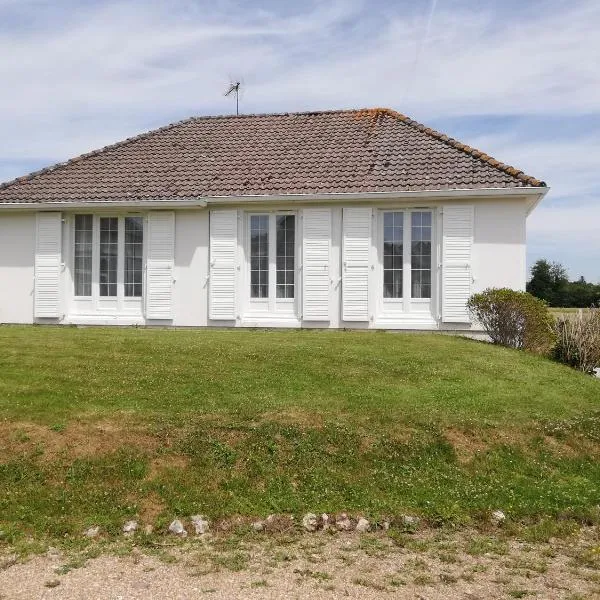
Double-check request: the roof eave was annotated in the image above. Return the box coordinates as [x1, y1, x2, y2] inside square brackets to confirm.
[0, 187, 548, 209]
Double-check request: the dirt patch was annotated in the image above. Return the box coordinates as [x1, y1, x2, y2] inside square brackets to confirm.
[0, 419, 161, 462]
[146, 455, 190, 480]
[136, 491, 167, 525]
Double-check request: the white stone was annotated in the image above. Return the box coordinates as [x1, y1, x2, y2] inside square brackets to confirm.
[252, 521, 265, 532]
[168, 519, 187, 536]
[401, 515, 420, 528]
[355, 518, 370, 533]
[302, 513, 318, 532]
[191, 515, 210, 535]
[335, 513, 353, 532]
[83, 526, 100, 538]
[321, 514, 330, 530]
[490, 510, 506, 526]
[123, 520, 138, 535]
[381, 521, 390, 531]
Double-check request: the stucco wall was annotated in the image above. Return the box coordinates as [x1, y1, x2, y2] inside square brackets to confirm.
[0, 212, 35, 323]
[472, 200, 527, 293]
[0, 196, 532, 329]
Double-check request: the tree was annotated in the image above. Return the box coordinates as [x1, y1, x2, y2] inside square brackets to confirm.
[527, 259, 600, 308]
[527, 259, 568, 306]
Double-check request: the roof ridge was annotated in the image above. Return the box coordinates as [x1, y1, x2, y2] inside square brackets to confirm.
[0, 107, 546, 192]
[362, 108, 545, 187]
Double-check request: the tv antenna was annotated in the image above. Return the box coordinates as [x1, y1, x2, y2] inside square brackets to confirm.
[224, 81, 241, 115]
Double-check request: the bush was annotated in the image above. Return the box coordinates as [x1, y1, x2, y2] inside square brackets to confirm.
[554, 309, 600, 374]
[467, 288, 555, 354]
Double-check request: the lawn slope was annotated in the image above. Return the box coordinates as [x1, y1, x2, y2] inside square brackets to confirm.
[0, 326, 598, 542]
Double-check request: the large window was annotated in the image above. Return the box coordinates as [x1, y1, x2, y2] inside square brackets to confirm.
[74, 215, 93, 297]
[99, 217, 118, 297]
[250, 215, 269, 299]
[383, 212, 403, 298]
[249, 213, 296, 301]
[276, 215, 295, 299]
[74, 215, 144, 300]
[411, 212, 432, 299]
[382, 210, 432, 301]
[124, 217, 143, 297]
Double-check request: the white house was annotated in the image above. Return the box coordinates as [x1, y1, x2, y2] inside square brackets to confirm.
[0, 108, 547, 330]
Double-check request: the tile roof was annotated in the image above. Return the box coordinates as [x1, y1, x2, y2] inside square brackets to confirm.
[0, 108, 545, 204]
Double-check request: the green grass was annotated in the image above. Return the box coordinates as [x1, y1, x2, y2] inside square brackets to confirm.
[0, 325, 599, 544]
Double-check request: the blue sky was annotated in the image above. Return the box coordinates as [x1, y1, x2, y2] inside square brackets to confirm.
[1, 0, 598, 281]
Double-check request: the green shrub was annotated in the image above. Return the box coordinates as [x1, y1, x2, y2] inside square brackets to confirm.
[467, 288, 555, 354]
[554, 309, 600, 374]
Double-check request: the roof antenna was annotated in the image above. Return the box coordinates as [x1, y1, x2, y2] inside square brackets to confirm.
[224, 81, 241, 116]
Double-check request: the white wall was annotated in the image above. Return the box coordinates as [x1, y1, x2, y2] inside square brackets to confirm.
[0, 212, 35, 323]
[472, 199, 527, 293]
[0, 196, 532, 329]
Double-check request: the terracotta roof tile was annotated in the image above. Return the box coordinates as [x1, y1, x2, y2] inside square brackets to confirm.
[0, 108, 545, 204]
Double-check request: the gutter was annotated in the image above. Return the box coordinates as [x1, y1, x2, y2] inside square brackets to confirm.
[200, 187, 548, 205]
[0, 187, 548, 210]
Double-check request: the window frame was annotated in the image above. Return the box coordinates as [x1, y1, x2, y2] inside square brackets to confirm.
[245, 211, 298, 312]
[70, 214, 145, 311]
[378, 209, 434, 310]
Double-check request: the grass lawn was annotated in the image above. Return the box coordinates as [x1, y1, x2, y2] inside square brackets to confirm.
[1, 326, 599, 544]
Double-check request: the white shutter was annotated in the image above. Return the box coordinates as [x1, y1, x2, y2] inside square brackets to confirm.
[342, 207, 371, 321]
[34, 212, 62, 318]
[442, 205, 474, 323]
[146, 211, 175, 320]
[209, 210, 238, 320]
[302, 208, 331, 321]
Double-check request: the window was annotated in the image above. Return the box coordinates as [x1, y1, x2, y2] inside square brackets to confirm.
[73, 214, 144, 301]
[250, 215, 269, 299]
[383, 212, 403, 298]
[381, 210, 433, 302]
[411, 212, 432, 299]
[99, 217, 118, 297]
[248, 213, 296, 302]
[276, 215, 295, 299]
[124, 217, 143, 297]
[74, 215, 93, 296]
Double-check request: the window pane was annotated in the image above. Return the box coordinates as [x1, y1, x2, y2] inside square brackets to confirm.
[99, 217, 118, 297]
[250, 215, 269, 298]
[411, 211, 432, 299]
[276, 215, 295, 299]
[383, 212, 403, 298]
[74, 215, 93, 297]
[124, 217, 143, 297]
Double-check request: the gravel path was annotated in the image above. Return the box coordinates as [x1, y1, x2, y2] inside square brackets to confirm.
[1, 529, 599, 599]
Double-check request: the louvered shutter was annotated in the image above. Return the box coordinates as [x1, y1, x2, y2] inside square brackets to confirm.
[442, 205, 474, 323]
[342, 207, 371, 321]
[34, 212, 62, 318]
[302, 208, 331, 321]
[209, 210, 238, 320]
[146, 211, 175, 320]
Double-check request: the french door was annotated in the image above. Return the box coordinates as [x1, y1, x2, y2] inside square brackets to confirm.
[71, 214, 144, 315]
[246, 212, 297, 317]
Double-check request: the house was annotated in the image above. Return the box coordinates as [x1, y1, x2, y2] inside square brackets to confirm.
[0, 108, 547, 330]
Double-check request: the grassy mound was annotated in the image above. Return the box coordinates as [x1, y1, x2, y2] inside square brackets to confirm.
[0, 326, 598, 542]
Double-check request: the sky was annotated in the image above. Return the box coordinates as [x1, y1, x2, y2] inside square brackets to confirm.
[0, 0, 598, 281]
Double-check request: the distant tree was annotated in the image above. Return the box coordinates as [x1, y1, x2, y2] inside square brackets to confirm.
[567, 276, 600, 308]
[527, 259, 568, 306]
[527, 259, 554, 303]
[527, 260, 600, 308]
